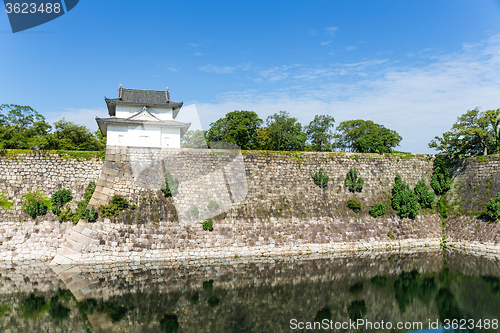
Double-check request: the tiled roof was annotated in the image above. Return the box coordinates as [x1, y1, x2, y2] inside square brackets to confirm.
[105, 87, 183, 116]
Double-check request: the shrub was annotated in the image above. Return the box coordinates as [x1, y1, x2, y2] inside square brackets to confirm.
[83, 181, 96, 202]
[436, 196, 450, 219]
[191, 205, 199, 218]
[162, 170, 179, 197]
[348, 300, 367, 321]
[51, 189, 72, 216]
[99, 195, 128, 218]
[414, 179, 435, 209]
[203, 219, 213, 231]
[160, 314, 179, 333]
[18, 293, 48, 319]
[369, 203, 386, 217]
[311, 168, 329, 188]
[431, 157, 451, 195]
[22, 190, 52, 219]
[58, 208, 75, 222]
[391, 175, 420, 219]
[0, 192, 13, 211]
[486, 193, 500, 220]
[347, 198, 361, 213]
[49, 296, 70, 322]
[207, 200, 219, 212]
[344, 167, 364, 192]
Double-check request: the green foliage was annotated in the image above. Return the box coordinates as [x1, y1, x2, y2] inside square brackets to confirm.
[347, 300, 367, 321]
[347, 198, 361, 213]
[429, 107, 500, 156]
[391, 175, 420, 219]
[22, 190, 51, 220]
[160, 314, 180, 333]
[97, 301, 129, 323]
[344, 167, 364, 192]
[349, 281, 363, 295]
[203, 280, 214, 292]
[486, 193, 500, 220]
[0, 192, 13, 210]
[314, 307, 331, 322]
[207, 296, 220, 308]
[335, 119, 402, 153]
[394, 270, 437, 313]
[48, 296, 70, 322]
[371, 276, 388, 288]
[58, 208, 75, 222]
[191, 205, 199, 218]
[414, 179, 435, 209]
[305, 115, 335, 151]
[0, 304, 11, 316]
[369, 203, 386, 217]
[206, 111, 263, 150]
[207, 200, 219, 211]
[311, 168, 329, 188]
[46, 119, 106, 151]
[162, 170, 179, 197]
[436, 196, 450, 219]
[69, 181, 97, 223]
[262, 111, 307, 151]
[181, 130, 208, 148]
[51, 188, 72, 215]
[431, 156, 451, 195]
[99, 195, 128, 218]
[203, 219, 213, 231]
[18, 293, 49, 319]
[435, 288, 463, 321]
[83, 181, 96, 202]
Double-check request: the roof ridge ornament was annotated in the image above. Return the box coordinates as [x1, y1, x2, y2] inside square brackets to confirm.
[118, 83, 123, 99]
[166, 87, 170, 102]
[142, 106, 147, 112]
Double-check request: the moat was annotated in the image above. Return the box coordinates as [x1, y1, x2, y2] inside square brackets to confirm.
[0, 250, 499, 332]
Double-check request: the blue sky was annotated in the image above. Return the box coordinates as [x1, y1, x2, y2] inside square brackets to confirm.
[2, 0, 500, 153]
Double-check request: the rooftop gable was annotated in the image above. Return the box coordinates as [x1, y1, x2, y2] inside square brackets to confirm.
[126, 107, 161, 122]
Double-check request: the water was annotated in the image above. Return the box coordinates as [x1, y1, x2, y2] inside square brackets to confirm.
[0, 250, 499, 332]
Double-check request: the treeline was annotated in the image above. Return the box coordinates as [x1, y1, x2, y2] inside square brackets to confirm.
[0, 104, 106, 151]
[182, 110, 403, 153]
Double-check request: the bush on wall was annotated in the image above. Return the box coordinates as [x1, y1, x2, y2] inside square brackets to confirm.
[391, 175, 420, 219]
[486, 193, 500, 220]
[99, 195, 128, 218]
[162, 170, 179, 197]
[21, 189, 52, 220]
[369, 203, 386, 217]
[51, 188, 72, 216]
[345, 167, 364, 192]
[311, 168, 329, 188]
[414, 179, 435, 209]
[431, 156, 451, 195]
[0, 192, 13, 211]
[347, 198, 362, 213]
[203, 219, 213, 231]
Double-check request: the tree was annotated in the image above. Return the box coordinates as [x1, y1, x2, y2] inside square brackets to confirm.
[334, 120, 402, 153]
[305, 115, 335, 151]
[0, 104, 51, 149]
[181, 130, 207, 148]
[429, 107, 500, 157]
[46, 119, 105, 151]
[205, 111, 262, 150]
[264, 111, 306, 151]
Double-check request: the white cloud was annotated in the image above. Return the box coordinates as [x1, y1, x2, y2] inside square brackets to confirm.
[194, 52, 204, 56]
[193, 34, 500, 154]
[325, 26, 339, 37]
[345, 46, 357, 51]
[199, 64, 236, 74]
[320, 41, 331, 46]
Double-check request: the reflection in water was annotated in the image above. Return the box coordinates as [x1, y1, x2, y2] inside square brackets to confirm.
[0, 251, 499, 332]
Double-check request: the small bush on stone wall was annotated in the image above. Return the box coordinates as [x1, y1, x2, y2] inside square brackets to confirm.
[21, 190, 52, 220]
[207, 200, 220, 212]
[345, 167, 364, 192]
[347, 198, 361, 213]
[414, 179, 435, 209]
[431, 156, 451, 195]
[162, 170, 179, 197]
[203, 219, 213, 231]
[311, 168, 329, 188]
[392, 175, 420, 219]
[48, 296, 70, 322]
[369, 203, 386, 217]
[160, 314, 179, 333]
[436, 196, 450, 219]
[191, 205, 199, 218]
[486, 193, 500, 220]
[51, 188, 72, 216]
[99, 195, 128, 218]
[0, 192, 13, 211]
[18, 293, 49, 319]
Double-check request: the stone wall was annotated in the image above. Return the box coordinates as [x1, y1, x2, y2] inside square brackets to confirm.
[0, 152, 102, 221]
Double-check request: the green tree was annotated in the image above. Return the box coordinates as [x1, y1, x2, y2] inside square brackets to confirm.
[429, 107, 500, 157]
[414, 179, 435, 209]
[392, 175, 420, 219]
[205, 111, 262, 150]
[334, 120, 402, 153]
[305, 115, 335, 151]
[0, 104, 51, 149]
[181, 130, 208, 148]
[47, 119, 105, 151]
[264, 111, 306, 151]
